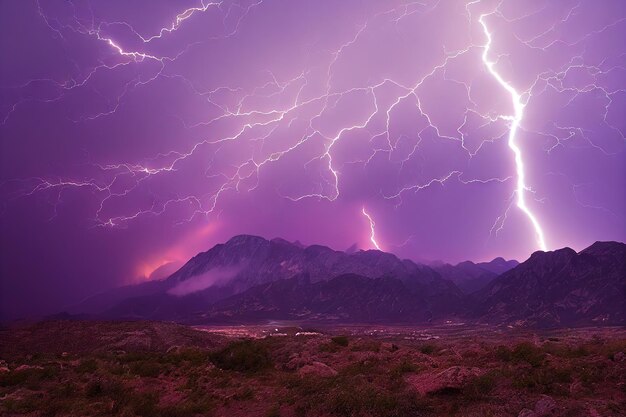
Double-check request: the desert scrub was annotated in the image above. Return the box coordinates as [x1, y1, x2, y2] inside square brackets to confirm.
[418, 343, 440, 355]
[390, 357, 420, 378]
[0, 365, 58, 390]
[496, 342, 545, 367]
[285, 373, 425, 417]
[542, 342, 589, 358]
[84, 377, 125, 398]
[460, 371, 497, 401]
[512, 365, 572, 394]
[328, 384, 424, 417]
[331, 336, 349, 347]
[76, 358, 98, 374]
[350, 339, 381, 352]
[210, 339, 272, 373]
[129, 360, 164, 377]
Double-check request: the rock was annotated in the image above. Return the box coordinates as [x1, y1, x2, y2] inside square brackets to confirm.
[382, 342, 399, 352]
[568, 381, 583, 396]
[166, 345, 183, 354]
[613, 351, 625, 362]
[111, 334, 152, 350]
[518, 409, 537, 417]
[15, 365, 44, 371]
[298, 361, 337, 377]
[535, 395, 557, 415]
[284, 352, 313, 371]
[406, 366, 484, 395]
[587, 408, 602, 417]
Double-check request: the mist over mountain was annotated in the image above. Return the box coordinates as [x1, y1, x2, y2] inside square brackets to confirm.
[68, 236, 625, 328]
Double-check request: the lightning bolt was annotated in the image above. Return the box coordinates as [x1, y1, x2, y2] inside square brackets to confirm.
[3, 0, 623, 259]
[362, 207, 382, 251]
[479, 12, 548, 252]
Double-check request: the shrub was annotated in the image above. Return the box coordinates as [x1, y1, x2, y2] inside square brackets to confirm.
[351, 340, 380, 352]
[513, 366, 572, 394]
[77, 358, 98, 374]
[0, 366, 58, 389]
[331, 336, 349, 347]
[462, 372, 496, 401]
[328, 384, 424, 417]
[497, 343, 545, 367]
[169, 347, 211, 366]
[84, 377, 125, 398]
[390, 358, 419, 378]
[419, 343, 439, 355]
[85, 380, 104, 397]
[495, 345, 512, 362]
[543, 343, 589, 358]
[130, 360, 162, 377]
[319, 342, 340, 353]
[210, 339, 272, 373]
[511, 343, 545, 367]
[158, 398, 213, 417]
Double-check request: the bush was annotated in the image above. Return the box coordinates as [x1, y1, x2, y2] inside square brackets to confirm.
[497, 343, 545, 367]
[511, 343, 545, 367]
[462, 372, 496, 401]
[543, 343, 589, 358]
[85, 380, 103, 397]
[513, 366, 572, 394]
[130, 360, 162, 377]
[0, 366, 58, 389]
[331, 336, 349, 347]
[495, 345, 512, 362]
[210, 339, 272, 373]
[419, 344, 439, 355]
[77, 359, 98, 374]
[390, 358, 419, 378]
[327, 383, 423, 417]
[351, 340, 380, 352]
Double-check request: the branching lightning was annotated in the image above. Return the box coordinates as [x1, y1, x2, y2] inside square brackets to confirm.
[362, 207, 382, 251]
[478, 12, 548, 251]
[2, 0, 623, 258]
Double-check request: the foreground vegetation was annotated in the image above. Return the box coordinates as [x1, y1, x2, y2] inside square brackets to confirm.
[0, 321, 624, 416]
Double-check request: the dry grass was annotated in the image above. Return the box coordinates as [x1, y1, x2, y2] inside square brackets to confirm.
[0, 321, 624, 416]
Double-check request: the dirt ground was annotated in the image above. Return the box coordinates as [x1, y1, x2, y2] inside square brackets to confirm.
[0, 320, 624, 416]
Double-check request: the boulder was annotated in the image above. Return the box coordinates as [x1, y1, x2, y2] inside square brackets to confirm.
[535, 395, 557, 415]
[406, 366, 484, 395]
[298, 361, 338, 377]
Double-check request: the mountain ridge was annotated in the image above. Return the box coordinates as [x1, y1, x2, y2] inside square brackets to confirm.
[68, 236, 625, 328]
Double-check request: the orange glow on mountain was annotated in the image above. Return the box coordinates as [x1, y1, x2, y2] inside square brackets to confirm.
[135, 221, 220, 281]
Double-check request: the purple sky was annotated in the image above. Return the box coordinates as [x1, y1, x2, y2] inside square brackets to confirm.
[1, 0, 625, 319]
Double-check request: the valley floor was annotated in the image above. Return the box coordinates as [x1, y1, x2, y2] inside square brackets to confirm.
[0, 321, 624, 417]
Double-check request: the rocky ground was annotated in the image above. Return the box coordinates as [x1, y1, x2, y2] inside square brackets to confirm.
[0, 321, 624, 416]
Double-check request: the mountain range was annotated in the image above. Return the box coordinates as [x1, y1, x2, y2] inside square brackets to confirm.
[69, 235, 626, 328]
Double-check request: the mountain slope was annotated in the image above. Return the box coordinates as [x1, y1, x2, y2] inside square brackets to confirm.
[473, 241, 626, 327]
[71, 237, 625, 327]
[167, 235, 446, 291]
[94, 235, 464, 321]
[433, 257, 519, 293]
[198, 273, 465, 323]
